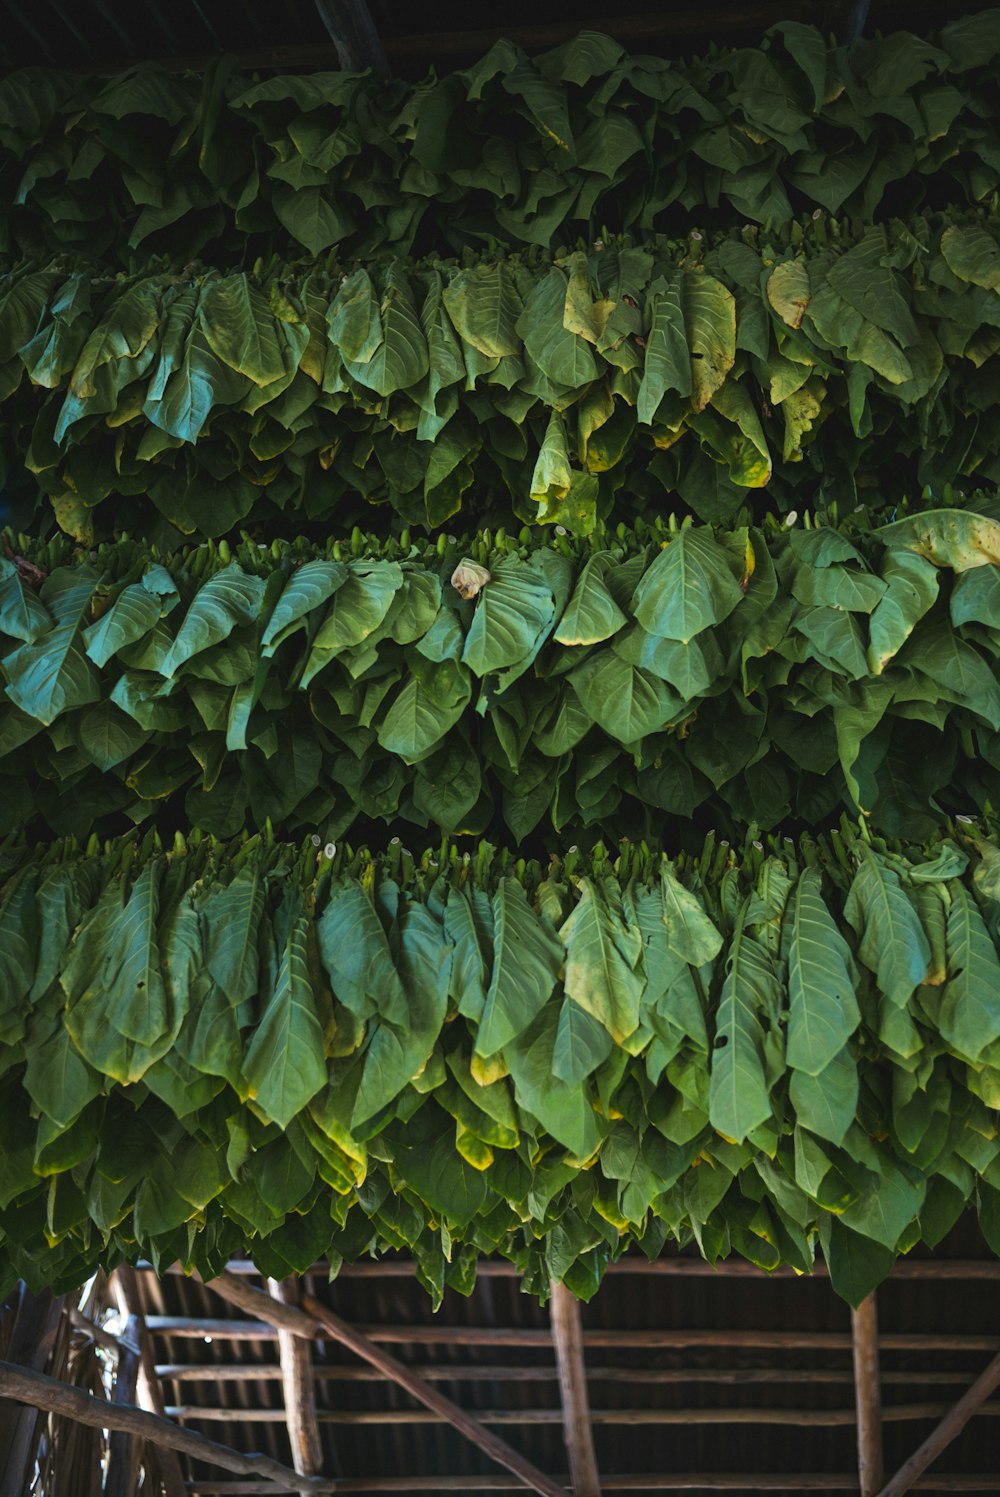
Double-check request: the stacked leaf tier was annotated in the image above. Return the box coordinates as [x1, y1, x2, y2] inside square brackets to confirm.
[3, 510, 1000, 843]
[6, 215, 1000, 538]
[1, 13, 998, 267]
[1, 821, 999, 1304]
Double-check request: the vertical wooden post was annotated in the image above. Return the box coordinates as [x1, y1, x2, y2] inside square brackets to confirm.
[852, 1292, 883, 1497]
[549, 1282, 601, 1497]
[113, 1267, 188, 1497]
[105, 1315, 142, 1497]
[0, 1285, 63, 1497]
[267, 1278, 324, 1492]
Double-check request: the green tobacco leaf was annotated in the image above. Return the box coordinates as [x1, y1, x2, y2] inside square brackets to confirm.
[878, 509, 1000, 570]
[938, 884, 1000, 1061]
[0, 562, 52, 644]
[161, 565, 265, 678]
[708, 906, 777, 1143]
[559, 878, 644, 1043]
[552, 996, 614, 1084]
[682, 270, 737, 412]
[867, 551, 938, 674]
[318, 880, 407, 1025]
[3, 567, 100, 725]
[461, 558, 555, 676]
[631, 529, 743, 642]
[476, 878, 563, 1057]
[377, 654, 471, 760]
[442, 263, 523, 358]
[202, 867, 265, 1006]
[941, 223, 1000, 291]
[661, 868, 722, 966]
[84, 583, 161, 668]
[261, 560, 348, 656]
[553, 553, 628, 645]
[786, 868, 860, 1075]
[789, 1045, 857, 1146]
[569, 648, 675, 741]
[344, 266, 429, 397]
[244, 913, 327, 1128]
[199, 275, 289, 387]
[844, 851, 931, 1006]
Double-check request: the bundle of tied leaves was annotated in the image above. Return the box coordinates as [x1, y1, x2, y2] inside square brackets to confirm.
[4, 507, 1000, 845]
[2, 818, 1000, 1307]
[8, 212, 1000, 539]
[1, 13, 999, 267]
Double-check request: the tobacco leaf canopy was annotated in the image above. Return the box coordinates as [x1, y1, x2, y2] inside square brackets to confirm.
[0, 14, 998, 267]
[2, 511, 999, 844]
[7, 213, 1000, 538]
[1, 821, 999, 1308]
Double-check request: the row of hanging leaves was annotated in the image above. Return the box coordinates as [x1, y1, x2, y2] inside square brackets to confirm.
[1, 816, 1000, 1306]
[3, 507, 1000, 843]
[0, 15, 998, 266]
[5, 211, 1000, 540]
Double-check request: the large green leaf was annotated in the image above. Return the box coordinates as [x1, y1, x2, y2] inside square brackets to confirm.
[244, 913, 327, 1128]
[559, 878, 644, 1043]
[461, 558, 555, 676]
[843, 851, 930, 1006]
[161, 565, 265, 678]
[476, 878, 563, 1057]
[3, 567, 100, 724]
[786, 868, 860, 1075]
[708, 905, 777, 1143]
[631, 529, 743, 642]
[938, 884, 1000, 1061]
[199, 275, 289, 387]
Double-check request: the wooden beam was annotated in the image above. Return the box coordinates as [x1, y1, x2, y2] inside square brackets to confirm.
[143, 1320, 1000, 1352]
[266, 1279, 323, 1492]
[877, 1349, 1000, 1497]
[852, 1294, 884, 1497]
[113, 1267, 188, 1497]
[162, 1402, 1000, 1427]
[181, 1477, 1000, 1494]
[0, 1361, 336, 1492]
[203, 1272, 568, 1497]
[548, 1284, 601, 1497]
[105, 1314, 142, 1497]
[0, 1286, 63, 1497]
[155, 1365, 985, 1388]
[160, 1258, 1000, 1281]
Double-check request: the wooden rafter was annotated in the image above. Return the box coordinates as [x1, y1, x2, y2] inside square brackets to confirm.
[266, 1278, 323, 1493]
[851, 1294, 883, 1497]
[548, 1284, 601, 1497]
[202, 1270, 568, 1497]
[877, 1348, 1000, 1497]
[0, 1360, 336, 1492]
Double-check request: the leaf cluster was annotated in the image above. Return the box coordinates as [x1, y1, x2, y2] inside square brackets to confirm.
[2, 15, 999, 268]
[4, 510, 1000, 844]
[2, 817, 1000, 1307]
[7, 212, 1000, 540]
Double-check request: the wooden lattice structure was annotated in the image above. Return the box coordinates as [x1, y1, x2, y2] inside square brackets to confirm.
[5, 1227, 1000, 1495]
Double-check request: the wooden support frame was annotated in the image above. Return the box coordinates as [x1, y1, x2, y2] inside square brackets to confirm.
[852, 1294, 883, 1497]
[203, 1271, 568, 1497]
[113, 1267, 188, 1497]
[0, 1285, 63, 1497]
[0, 1360, 336, 1492]
[548, 1284, 601, 1497]
[266, 1278, 323, 1493]
[877, 1349, 1000, 1497]
[105, 1314, 142, 1497]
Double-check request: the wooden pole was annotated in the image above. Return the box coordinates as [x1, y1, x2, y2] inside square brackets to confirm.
[202, 1272, 568, 1497]
[852, 1294, 884, 1497]
[0, 1286, 63, 1497]
[113, 1267, 189, 1497]
[0, 1361, 336, 1492]
[105, 1315, 142, 1497]
[266, 1279, 324, 1493]
[549, 1284, 601, 1497]
[877, 1349, 1000, 1497]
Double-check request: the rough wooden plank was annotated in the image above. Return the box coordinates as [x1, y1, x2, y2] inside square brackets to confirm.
[154, 1365, 985, 1388]
[877, 1350, 1000, 1497]
[852, 1294, 884, 1497]
[180, 1476, 1000, 1494]
[266, 1279, 323, 1492]
[0, 1360, 335, 1492]
[163, 1257, 1000, 1280]
[203, 1272, 568, 1497]
[161, 1402, 1000, 1426]
[0, 1286, 63, 1497]
[548, 1283, 601, 1497]
[113, 1267, 188, 1497]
